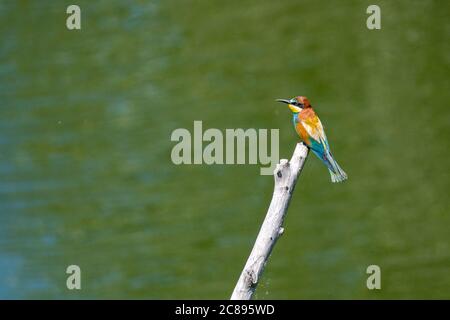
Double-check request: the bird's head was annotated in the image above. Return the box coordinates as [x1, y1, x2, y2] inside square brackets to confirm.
[276, 96, 311, 113]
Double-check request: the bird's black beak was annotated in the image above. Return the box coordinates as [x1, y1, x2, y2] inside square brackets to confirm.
[276, 99, 291, 104]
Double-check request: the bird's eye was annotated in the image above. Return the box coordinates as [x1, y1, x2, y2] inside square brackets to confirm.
[290, 98, 298, 105]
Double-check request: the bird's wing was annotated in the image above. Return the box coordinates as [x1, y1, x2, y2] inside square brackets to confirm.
[300, 114, 339, 172]
[300, 114, 330, 151]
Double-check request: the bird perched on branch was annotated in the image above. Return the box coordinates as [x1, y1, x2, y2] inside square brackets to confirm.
[277, 96, 347, 183]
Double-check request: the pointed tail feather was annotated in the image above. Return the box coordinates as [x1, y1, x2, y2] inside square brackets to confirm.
[329, 161, 347, 183]
[311, 147, 348, 183]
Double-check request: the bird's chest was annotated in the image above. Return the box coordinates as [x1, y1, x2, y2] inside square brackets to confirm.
[292, 114, 309, 142]
[292, 113, 299, 127]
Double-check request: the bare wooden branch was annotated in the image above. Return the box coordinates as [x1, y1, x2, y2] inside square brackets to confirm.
[230, 142, 309, 300]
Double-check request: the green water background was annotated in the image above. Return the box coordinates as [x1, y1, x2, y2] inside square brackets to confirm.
[0, 0, 449, 299]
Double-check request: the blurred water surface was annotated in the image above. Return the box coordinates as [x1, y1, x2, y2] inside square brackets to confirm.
[0, 0, 449, 298]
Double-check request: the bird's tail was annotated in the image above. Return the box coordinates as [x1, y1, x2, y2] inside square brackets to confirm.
[311, 148, 348, 183]
[328, 159, 347, 183]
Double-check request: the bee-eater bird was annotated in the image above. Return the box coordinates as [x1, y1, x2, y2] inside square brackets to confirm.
[277, 96, 347, 183]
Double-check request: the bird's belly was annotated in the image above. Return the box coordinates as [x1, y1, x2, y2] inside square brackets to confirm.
[295, 122, 310, 145]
